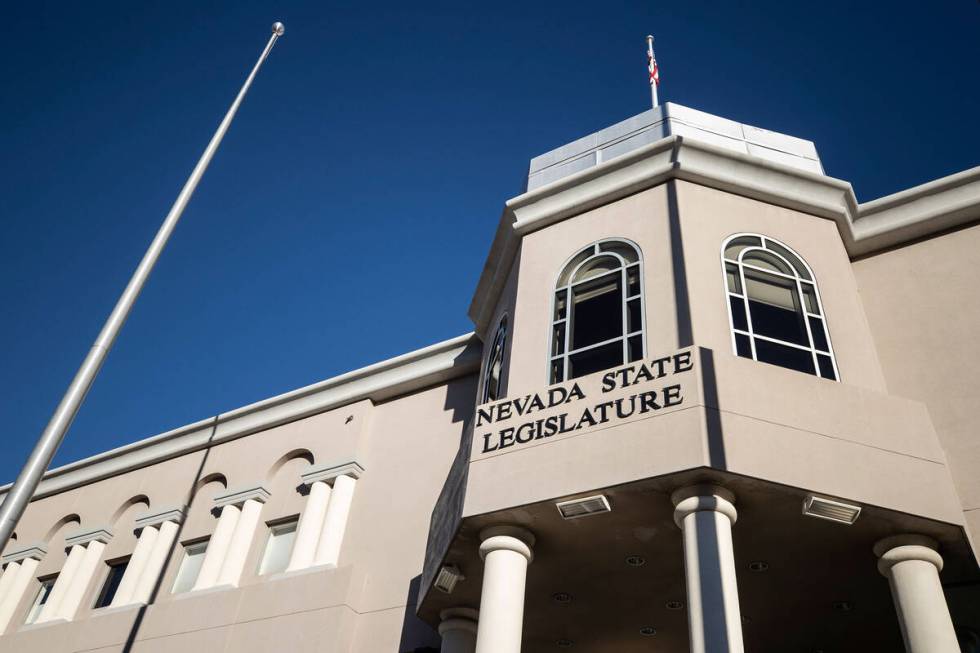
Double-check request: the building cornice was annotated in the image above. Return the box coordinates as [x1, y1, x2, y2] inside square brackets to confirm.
[468, 134, 980, 334]
[0, 333, 481, 502]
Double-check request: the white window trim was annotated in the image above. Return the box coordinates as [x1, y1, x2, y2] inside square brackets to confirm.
[720, 233, 840, 381]
[548, 238, 646, 384]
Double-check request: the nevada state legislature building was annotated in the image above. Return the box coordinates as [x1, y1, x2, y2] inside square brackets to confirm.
[1, 103, 979, 653]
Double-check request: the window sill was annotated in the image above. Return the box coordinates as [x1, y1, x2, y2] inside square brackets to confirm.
[19, 617, 69, 632]
[88, 602, 146, 617]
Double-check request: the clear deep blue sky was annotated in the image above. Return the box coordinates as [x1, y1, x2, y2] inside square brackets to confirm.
[1, 1, 978, 481]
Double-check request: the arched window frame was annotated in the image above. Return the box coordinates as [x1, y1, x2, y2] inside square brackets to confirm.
[720, 233, 839, 381]
[481, 314, 508, 404]
[549, 239, 645, 384]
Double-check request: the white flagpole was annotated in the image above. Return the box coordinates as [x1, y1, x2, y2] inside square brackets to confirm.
[646, 35, 659, 108]
[0, 22, 286, 554]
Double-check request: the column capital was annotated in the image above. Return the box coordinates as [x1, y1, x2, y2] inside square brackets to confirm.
[439, 607, 479, 636]
[874, 534, 943, 576]
[213, 484, 271, 508]
[135, 504, 186, 530]
[1, 542, 47, 564]
[301, 460, 365, 486]
[478, 525, 535, 562]
[671, 484, 737, 528]
[65, 525, 113, 547]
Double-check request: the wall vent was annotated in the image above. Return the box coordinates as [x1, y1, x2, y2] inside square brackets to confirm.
[434, 565, 464, 593]
[556, 495, 611, 520]
[802, 495, 861, 525]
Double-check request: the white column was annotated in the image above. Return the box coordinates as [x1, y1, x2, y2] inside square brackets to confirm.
[440, 607, 478, 653]
[287, 480, 331, 572]
[875, 535, 959, 653]
[217, 497, 264, 587]
[314, 474, 356, 567]
[0, 558, 39, 632]
[57, 539, 106, 620]
[474, 525, 534, 653]
[110, 524, 159, 607]
[0, 562, 20, 602]
[38, 543, 85, 622]
[131, 519, 180, 604]
[193, 503, 240, 591]
[672, 484, 744, 653]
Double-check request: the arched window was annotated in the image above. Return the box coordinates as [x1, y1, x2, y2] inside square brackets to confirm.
[482, 316, 507, 403]
[550, 239, 644, 383]
[721, 234, 838, 381]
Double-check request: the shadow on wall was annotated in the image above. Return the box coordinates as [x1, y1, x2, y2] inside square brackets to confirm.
[397, 574, 441, 653]
[444, 342, 481, 425]
[120, 417, 220, 653]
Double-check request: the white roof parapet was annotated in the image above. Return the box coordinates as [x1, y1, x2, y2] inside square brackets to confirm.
[214, 485, 271, 508]
[2, 542, 47, 563]
[65, 526, 113, 547]
[0, 332, 481, 502]
[301, 461, 365, 486]
[527, 103, 823, 190]
[134, 505, 186, 529]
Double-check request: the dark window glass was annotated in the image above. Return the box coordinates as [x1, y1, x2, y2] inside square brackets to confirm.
[551, 324, 565, 357]
[550, 359, 564, 384]
[808, 316, 829, 351]
[94, 560, 128, 609]
[745, 271, 808, 345]
[627, 265, 641, 297]
[569, 342, 622, 379]
[735, 333, 752, 358]
[754, 340, 815, 375]
[627, 298, 642, 333]
[554, 291, 567, 320]
[628, 335, 643, 362]
[570, 272, 623, 350]
[816, 354, 836, 380]
[729, 296, 748, 332]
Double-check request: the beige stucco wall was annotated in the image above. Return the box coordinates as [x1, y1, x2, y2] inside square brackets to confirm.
[853, 222, 980, 554]
[0, 372, 476, 652]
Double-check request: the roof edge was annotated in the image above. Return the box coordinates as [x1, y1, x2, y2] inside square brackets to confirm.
[1, 332, 482, 500]
[468, 134, 979, 333]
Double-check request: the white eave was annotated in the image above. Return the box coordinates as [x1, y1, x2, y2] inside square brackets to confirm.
[1, 333, 482, 500]
[468, 134, 980, 334]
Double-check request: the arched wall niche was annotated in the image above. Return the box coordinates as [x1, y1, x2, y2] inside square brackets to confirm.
[35, 514, 82, 576]
[103, 496, 151, 559]
[180, 474, 229, 542]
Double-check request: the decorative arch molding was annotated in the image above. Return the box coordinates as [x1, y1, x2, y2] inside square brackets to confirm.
[110, 495, 150, 525]
[266, 449, 315, 482]
[43, 513, 81, 543]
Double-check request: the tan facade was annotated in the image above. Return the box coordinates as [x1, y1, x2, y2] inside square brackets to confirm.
[1, 105, 978, 652]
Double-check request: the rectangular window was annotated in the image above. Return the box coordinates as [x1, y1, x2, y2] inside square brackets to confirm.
[258, 520, 298, 576]
[172, 541, 208, 594]
[25, 576, 56, 624]
[93, 559, 129, 608]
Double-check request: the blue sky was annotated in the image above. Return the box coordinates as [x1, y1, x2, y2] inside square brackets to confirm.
[1, 1, 978, 481]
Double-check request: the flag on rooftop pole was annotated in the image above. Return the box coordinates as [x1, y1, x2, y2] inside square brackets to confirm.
[646, 35, 660, 108]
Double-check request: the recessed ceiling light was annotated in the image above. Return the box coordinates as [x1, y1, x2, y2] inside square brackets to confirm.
[556, 495, 611, 520]
[556, 639, 574, 648]
[665, 600, 684, 610]
[832, 601, 854, 612]
[625, 555, 646, 567]
[434, 565, 464, 593]
[803, 495, 861, 525]
[552, 592, 573, 604]
[748, 561, 769, 572]
[639, 626, 657, 636]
